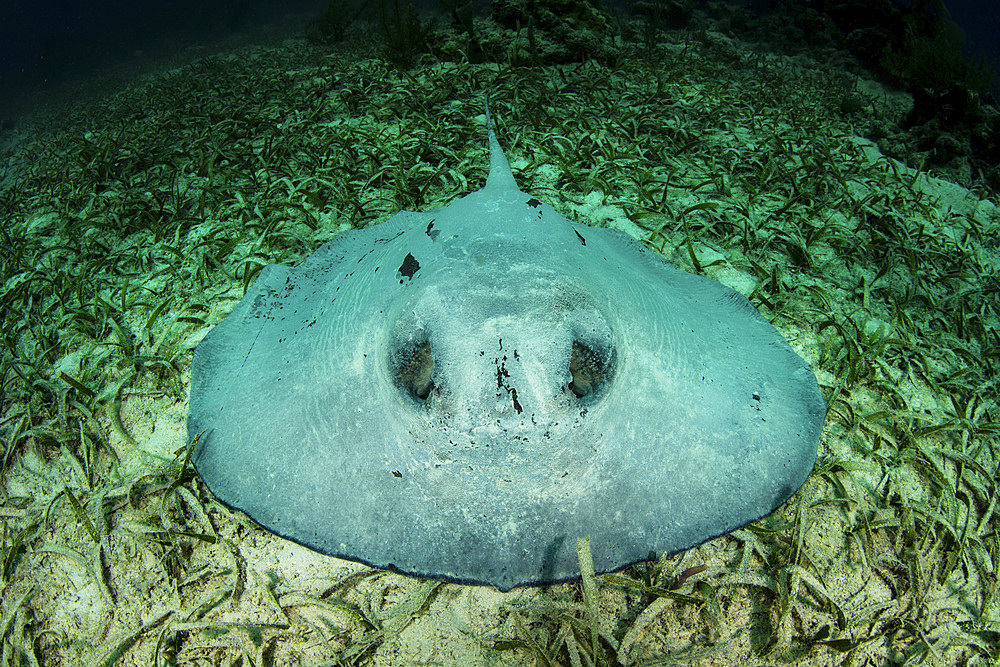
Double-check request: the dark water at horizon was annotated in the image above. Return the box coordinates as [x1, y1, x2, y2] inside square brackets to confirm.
[0, 0, 997, 123]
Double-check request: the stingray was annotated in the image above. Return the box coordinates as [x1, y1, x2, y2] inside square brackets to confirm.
[188, 103, 826, 591]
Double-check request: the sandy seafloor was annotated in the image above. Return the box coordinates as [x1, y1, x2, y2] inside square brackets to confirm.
[1, 18, 999, 667]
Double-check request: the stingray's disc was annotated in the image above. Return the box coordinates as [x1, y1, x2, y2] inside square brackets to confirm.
[189, 132, 825, 591]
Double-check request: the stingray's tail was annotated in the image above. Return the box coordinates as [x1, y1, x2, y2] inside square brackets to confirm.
[483, 96, 518, 192]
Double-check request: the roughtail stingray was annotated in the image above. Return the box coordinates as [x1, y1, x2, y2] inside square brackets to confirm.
[188, 102, 826, 591]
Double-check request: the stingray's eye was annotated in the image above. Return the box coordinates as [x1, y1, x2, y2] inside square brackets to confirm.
[393, 340, 434, 401]
[568, 340, 614, 401]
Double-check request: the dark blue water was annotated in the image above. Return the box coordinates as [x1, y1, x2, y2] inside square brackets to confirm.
[0, 0, 326, 119]
[940, 0, 1000, 81]
[1, 0, 997, 122]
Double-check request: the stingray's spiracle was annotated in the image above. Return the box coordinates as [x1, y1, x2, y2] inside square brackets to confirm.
[568, 340, 614, 400]
[393, 340, 434, 401]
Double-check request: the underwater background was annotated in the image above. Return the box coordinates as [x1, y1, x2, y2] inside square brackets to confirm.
[1, 1, 999, 664]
